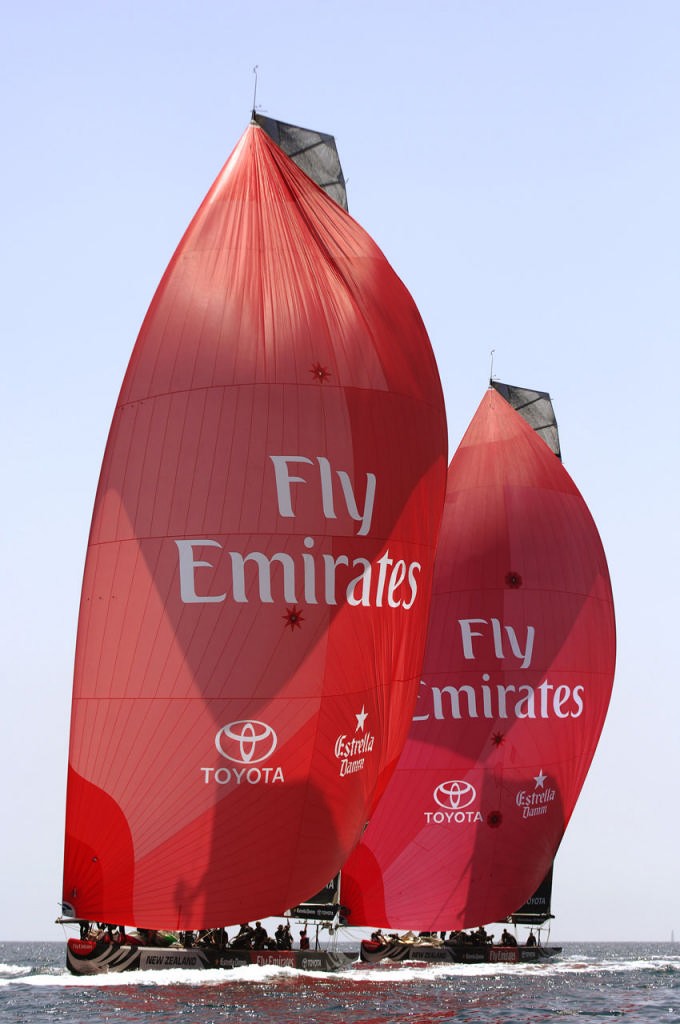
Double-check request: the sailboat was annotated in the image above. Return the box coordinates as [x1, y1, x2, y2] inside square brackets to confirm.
[341, 383, 616, 964]
[57, 113, 448, 975]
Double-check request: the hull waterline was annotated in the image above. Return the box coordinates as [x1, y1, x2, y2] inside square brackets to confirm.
[66, 937, 355, 975]
[359, 939, 561, 966]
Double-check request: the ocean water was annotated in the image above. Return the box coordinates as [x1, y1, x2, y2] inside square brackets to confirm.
[0, 941, 677, 1023]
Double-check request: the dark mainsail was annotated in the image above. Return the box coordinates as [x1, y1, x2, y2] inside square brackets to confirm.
[509, 866, 556, 926]
[285, 874, 348, 924]
[253, 113, 348, 210]
[491, 380, 562, 459]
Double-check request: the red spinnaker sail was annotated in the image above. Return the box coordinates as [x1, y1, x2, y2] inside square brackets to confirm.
[62, 122, 447, 930]
[342, 387, 615, 930]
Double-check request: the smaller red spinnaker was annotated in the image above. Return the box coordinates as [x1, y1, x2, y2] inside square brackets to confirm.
[61, 118, 448, 931]
[341, 386, 616, 930]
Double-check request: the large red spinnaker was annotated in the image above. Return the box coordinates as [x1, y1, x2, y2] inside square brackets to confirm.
[341, 387, 615, 929]
[62, 122, 447, 930]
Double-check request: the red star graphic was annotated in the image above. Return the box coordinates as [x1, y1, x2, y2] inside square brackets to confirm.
[283, 605, 304, 631]
[491, 731, 505, 747]
[310, 362, 331, 383]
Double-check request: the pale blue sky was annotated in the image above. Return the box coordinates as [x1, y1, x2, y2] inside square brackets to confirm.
[2, 0, 678, 941]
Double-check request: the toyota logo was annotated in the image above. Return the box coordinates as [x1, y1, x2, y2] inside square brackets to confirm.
[433, 780, 477, 810]
[215, 720, 278, 764]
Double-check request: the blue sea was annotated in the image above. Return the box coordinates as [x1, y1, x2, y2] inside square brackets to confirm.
[0, 941, 677, 1023]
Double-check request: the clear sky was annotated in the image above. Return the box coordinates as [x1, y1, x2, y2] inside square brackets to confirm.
[1, 1, 678, 943]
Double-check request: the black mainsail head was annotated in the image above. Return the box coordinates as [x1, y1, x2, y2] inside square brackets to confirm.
[491, 380, 561, 460]
[253, 113, 348, 210]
